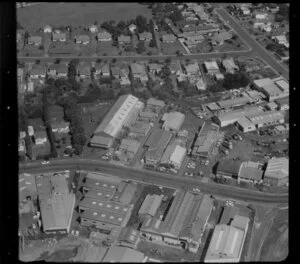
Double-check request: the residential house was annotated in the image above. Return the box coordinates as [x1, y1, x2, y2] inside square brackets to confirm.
[211, 31, 232, 45]
[162, 34, 177, 43]
[27, 36, 42, 46]
[77, 62, 91, 78]
[97, 31, 112, 41]
[204, 61, 220, 75]
[185, 35, 205, 47]
[94, 63, 102, 76]
[52, 32, 67, 42]
[101, 64, 111, 77]
[222, 58, 239, 74]
[43, 25, 52, 33]
[89, 25, 98, 33]
[30, 64, 47, 79]
[17, 31, 22, 43]
[139, 32, 153, 42]
[47, 63, 68, 78]
[130, 63, 148, 84]
[111, 66, 122, 79]
[169, 61, 183, 75]
[196, 78, 206, 90]
[148, 63, 162, 75]
[272, 35, 289, 48]
[255, 12, 268, 20]
[34, 131, 48, 145]
[129, 24, 137, 33]
[118, 35, 131, 45]
[19, 139, 26, 155]
[184, 62, 200, 76]
[75, 35, 90, 45]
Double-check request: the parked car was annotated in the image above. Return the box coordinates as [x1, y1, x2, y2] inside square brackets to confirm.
[41, 161, 49, 165]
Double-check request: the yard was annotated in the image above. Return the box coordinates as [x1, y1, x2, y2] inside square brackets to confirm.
[161, 40, 187, 55]
[17, 3, 153, 31]
[96, 41, 119, 56]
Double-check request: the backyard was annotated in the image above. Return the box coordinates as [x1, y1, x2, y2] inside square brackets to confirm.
[17, 3, 153, 30]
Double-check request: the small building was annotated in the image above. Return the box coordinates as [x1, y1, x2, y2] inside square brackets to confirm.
[184, 62, 200, 76]
[275, 96, 289, 111]
[211, 31, 233, 46]
[139, 110, 158, 123]
[19, 139, 26, 154]
[255, 12, 268, 20]
[44, 25, 52, 33]
[161, 144, 187, 169]
[119, 138, 141, 157]
[216, 160, 242, 180]
[222, 58, 239, 74]
[147, 98, 165, 111]
[77, 62, 91, 78]
[118, 35, 131, 45]
[19, 173, 37, 202]
[204, 61, 220, 75]
[30, 64, 47, 79]
[266, 102, 278, 111]
[253, 78, 289, 101]
[118, 227, 140, 249]
[138, 194, 163, 218]
[27, 36, 42, 46]
[139, 32, 153, 42]
[34, 131, 48, 145]
[238, 161, 264, 184]
[97, 31, 112, 41]
[169, 61, 183, 75]
[89, 25, 98, 33]
[48, 63, 68, 77]
[235, 117, 256, 133]
[101, 63, 111, 77]
[75, 35, 90, 45]
[264, 158, 289, 186]
[148, 63, 162, 75]
[162, 34, 177, 43]
[162, 112, 185, 132]
[129, 121, 152, 137]
[52, 32, 67, 42]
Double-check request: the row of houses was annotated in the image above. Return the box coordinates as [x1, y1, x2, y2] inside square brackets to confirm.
[217, 157, 289, 186]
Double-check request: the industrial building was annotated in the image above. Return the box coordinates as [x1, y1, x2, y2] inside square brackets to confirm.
[90, 94, 144, 149]
[253, 78, 289, 101]
[138, 194, 163, 218]
[192, 122, 219, 159]
[216, 160, 242, 180]
[217, 96, 251, 110]
[102, 246, 147, 262]
[119, 138, 141, 158]
[35, 173, 75, 234]
[205, 215, 249, 263]
[118, 227, 140, 249]
[275, 96, 289, 111]
[118, 182, 137, 205]
[235, 117, 256, 133]
[247, 110, 285, 128]
[140, 191, 214, 253]
[129, 121, 152, 137]
[238, 162, 264, 184]
[139, 110, 158, 123]
[19, 173, 37, 202]
[162, 112, 185, 131]
[144, 129, 173, 165]
[264, 157, 289, 186]
[147, 98, 165, 111]
[160, 143, 187, 169]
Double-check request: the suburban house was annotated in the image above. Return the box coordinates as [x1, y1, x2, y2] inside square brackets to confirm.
[75, 35, 90, 45]
[118, 35, 131, 45]
[101, 64, 111, 77]
[184, 35, 205, 47]
[169, 61, 183, 75]
[48, 63, 68, 78]
[43, 25, 52, 33]
[139, 32, 153, 42]
[52, 32, 67, 42]
[148, 63, 162, 75]
[17, 31, 22, 43]
[94, 63, 102, 76]
[211, 31, 233, 45]
[162, 34, 177, 43]
[77, 62, 91, 78]
[89, 25, 98, 33]
[48, 105, 70, 134]
[111, 66, 122, 79]
[254, 12, 268, 20]
[272, 35, 289, 48]
[204, 61, 220, 75]
[130, 63, 148, 84]
[129, 24, 137, 33]
[30, 64, 47, 79]
[97, 31, 112, 41]
[27, 36, 42, 46]
[222, 58, 239, 74]
[34, 131, 48, 145]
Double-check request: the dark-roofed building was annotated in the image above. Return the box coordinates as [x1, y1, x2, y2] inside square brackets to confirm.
[48, 63, 68, 77]
[147, 98, 165, 110]
[77, 62, 91, 78]
[217, 96, 251, 110]
[216, 160, 242, 179]
[139, 32, 153, 42]
[118, 227, 140, 249]
[275, 96, 289, 111]
[219, 206, 239, 225]
[118, 183, 137, 205]
[30, 64, 47, 79]
[75, 35, 90, 45]
[118, 35, 131, 45]
[52, 32, 67, 42]
[19, 173, 37, 202]
[28, 36, 42, 46]
[129, 121, 152, 137]
[139, 110, 158, 123]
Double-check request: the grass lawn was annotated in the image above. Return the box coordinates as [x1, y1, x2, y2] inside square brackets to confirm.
[48, 41, 75, 56]
[96, 41, 119, 56]
[161, 40, 187, 55]
[17, 3, 152, 31]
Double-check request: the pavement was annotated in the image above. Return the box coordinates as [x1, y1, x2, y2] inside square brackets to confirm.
[19, 159, 288, 204]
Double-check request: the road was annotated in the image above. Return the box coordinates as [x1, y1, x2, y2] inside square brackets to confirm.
[214, 6, 289, 80]
[19, 159, 288, 204]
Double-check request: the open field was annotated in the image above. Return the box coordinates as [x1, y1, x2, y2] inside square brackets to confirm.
[161, 40, 187, 55]
[17, 3, 153, 31]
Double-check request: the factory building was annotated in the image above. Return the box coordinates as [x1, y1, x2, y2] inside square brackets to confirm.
[162, 112, 185, 132]
[90, 94, 144, 149]
[138, 194, 163, 218]
[192, 122, 219, 159]
[160, 143, 187, 169]
[264, 157, 289, 186]
[217, 96, 251, 110]
[35, 173, 75, 234]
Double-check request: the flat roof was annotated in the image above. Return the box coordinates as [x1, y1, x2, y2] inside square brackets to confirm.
[219, 206, 239, 225]
[170, 145, 187, 165]
[217, 106, 263, 123]
[81, 208, 125, 226]
[265, 157, 289, 179]
[217, 96, 251, 109]
[144, 129, 173, 149]
[147, 98, 165, 108]
[83, 177, 118, 192]
[83, 188, 113, 201]
[275, 96, 289, 105]
[162, 112, 185, 131]
[239, 163, 263, 181]
[236, 117, 255, 128]
[247, 111, 284, 125]
[217, 160, 242, 176]
[253, 78, 273, 88]
[231, 215, 249, 231]
[206, 102, 220, 111]
[119, 183, 137, 205]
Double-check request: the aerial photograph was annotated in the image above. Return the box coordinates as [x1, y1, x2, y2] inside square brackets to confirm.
[17, 2, 289, 262]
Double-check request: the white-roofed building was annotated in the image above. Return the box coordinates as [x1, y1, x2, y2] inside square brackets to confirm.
[204, 61, 220, 75]
[35, 173, 75, 234]
[253, 78, 289, 101]
[264, 158, 289, 186]
[222, 58, 239, 74]
[235, 117, 256, 133]
[246, 111, 284, 128]
[138, 194, 163, 218]
[160, 143, 187, 169]
[204, 224, 246, 263]
[90, 95, 144, 149]
[162, 112, 185, 131]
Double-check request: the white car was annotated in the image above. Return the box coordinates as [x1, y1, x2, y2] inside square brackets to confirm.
[192, 188, 201, 193]
[41, 161, 49, 165]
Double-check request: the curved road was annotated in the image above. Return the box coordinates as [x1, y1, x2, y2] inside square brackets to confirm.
[19, 159, 288, 204]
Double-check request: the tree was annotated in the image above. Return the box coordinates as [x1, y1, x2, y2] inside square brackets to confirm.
[149, 38, 156, 48]
[55, 58, 61, 64]
[112, 58, 116, 63]
[136, 15, 148, 33]
[169, 9, 183, 23]
[165, 57, 172, 64]
[68, 59, 79, 78]
[24, 31, 29, 41]
[38, 45, 44, 50]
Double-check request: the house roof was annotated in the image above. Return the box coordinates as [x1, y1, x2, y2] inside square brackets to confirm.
[222, 58, 239, 71]
[28, 36, 41, 43]
[212, 31, 233, 43]
[75, 35, 90, 42]
[101, 64, 110, 74]
[102, 246, 145, 262]
[52, 32, 66, 40]
[97, 31, 112, 39]
[148, 63, 162, 72]
[169, 61, 182, 73]
[131, 63, 146, 75]
[217, 96, 251, 109]
[30, 64, 47, 76]
[162, 34, 176, 42]
[48, 63, 68, 74]
[77, 62, 91, 75]
[139, 32, 152, 39]
[118, 35, 131, 42]
[34, 130, 47, 139]
[204, 61, 219, 72]
[246, 111, 284, 126]
[185, 62, 200, 74]
[138, 194, 163, 217]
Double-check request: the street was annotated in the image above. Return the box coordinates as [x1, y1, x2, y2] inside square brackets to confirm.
[19, 159, 288, 204]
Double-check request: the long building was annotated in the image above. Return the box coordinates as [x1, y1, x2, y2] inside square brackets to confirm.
[90, 94, 144, 148]
[160, 143, 187, 169]
[217, 96, 251, 110]
[192, 122, 219, 159]
[162, 112, 185, 131]
[140, 191, 214, 253]
[264, 157, 289, 186]
[35, 173, 75, 234]
[138, 194, 163, 218]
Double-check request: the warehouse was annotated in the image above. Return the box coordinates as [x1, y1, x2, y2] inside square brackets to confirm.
[162, 112, 185, 131]
[235, 117, 256, 133]
[264, 157, 289, 186]
[253, 78, 289, 101]
[139, 110, 158, 122]
[19, 173, 37, 202]
[216, 160, 242, 180]
[129, 121, 152, 137]
[147, 98, 165, 111]
[90, 94, 144, 148]
[275, 96, 289, 111]
[160, 143, 187, 169]
[102, 246, 146, 262]
[217, 96, 251, 110]
[119, 138, 141, 157]
[246, 111, 284, 128]
[140, 191, 214, 252]
[117, 227, 140, 249]
[138, 194, 163, 218]
[192, 122, 219, 159]
[214, 106, 262, 127]
[118, 182, 137, 205]
[36, 173, 75, 234]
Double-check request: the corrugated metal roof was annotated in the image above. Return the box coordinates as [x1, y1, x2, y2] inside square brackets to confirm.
[217, 96, 250, 109]
[247, 111, 284, 125]
[238, 163, 263, 181]
[170, 145, 186, 165]
[145, 129, 173, 149]
[265, 157, 289, 179]
[139, 194, 163, 217]
[231, 216, 249, 231]
[162, 112, 185, 131]
[119, 183, 137, 205]
[102, 246, 145, 262]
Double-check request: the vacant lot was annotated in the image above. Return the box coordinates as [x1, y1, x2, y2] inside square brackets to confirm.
[161, 40, 187, 55]
[96, 41, 119, 56]
[17, 3, 152, 31]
